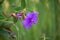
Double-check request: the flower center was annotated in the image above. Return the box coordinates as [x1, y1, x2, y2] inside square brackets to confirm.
[30, 18, 34, 22]
[31, 19, 34, 22]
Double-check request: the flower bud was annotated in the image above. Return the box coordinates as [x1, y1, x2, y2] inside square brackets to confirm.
[11, 13, 17, 18]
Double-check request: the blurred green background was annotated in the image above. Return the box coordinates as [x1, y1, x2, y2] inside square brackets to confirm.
[0, 0, 60, 40]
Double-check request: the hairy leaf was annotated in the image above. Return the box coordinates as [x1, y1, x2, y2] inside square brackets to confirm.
[0, 21, 13, 28]
[0, 29, 10, 38]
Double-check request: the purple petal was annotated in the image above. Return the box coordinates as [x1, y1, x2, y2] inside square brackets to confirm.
[26, 12, 39, 18]
[33, 12, 39, 15]
[32, 15, 38, 24]
[26, 12, 32, 18]
[22, 20, 32, 29]
[16, 13, 22, 19]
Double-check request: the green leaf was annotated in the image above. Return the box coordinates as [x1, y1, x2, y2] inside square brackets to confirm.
[0, 21, 13, 28]
[21, 0, 26, 10]
[0, 29, 10, 38]
[0, 0, 4, 5]
[0, 5, 5, 20]
[0, 13, 5, 20]
[8, 0, 26, 13]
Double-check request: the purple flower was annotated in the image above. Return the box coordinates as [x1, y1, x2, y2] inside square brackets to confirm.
[22, 12, 39, 29]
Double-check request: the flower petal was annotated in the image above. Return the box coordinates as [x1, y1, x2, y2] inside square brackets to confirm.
[32, 15, 38, 24]
[33, 12, 39, 15]
[16, 13, 22, 19]
[22, 20, 32, 29]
